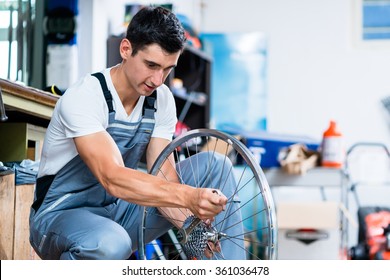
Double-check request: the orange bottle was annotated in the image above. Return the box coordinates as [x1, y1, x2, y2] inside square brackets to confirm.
[321, 120, 344, 168]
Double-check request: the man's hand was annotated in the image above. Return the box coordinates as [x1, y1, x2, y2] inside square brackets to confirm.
[188, 188, 227, 220]
[204, 241, 221, 259]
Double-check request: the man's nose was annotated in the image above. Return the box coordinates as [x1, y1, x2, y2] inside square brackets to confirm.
[150, 70, 164, 87]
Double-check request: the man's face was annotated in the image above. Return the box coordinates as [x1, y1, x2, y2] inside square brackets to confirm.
[124, 43, 181, 96]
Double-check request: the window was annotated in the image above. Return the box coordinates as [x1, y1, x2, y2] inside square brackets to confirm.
[0, 0, 35, 82]
[352, 0, 390, 48]
[0, 2, 18, 80]
[362, 0, 390, 40]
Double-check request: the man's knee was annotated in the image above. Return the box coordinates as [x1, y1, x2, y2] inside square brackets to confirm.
[198, 151, 233, 170]
[65, 228, 133, 260]
[98, 234, 133, 259]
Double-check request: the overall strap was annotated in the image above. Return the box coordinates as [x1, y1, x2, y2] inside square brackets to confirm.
[92, 72, 115, 113]
[142, 90, 157, 118]
[92, 72, 157, 117]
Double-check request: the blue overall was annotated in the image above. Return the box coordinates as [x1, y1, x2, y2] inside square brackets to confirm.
[29, 73, 245, 260]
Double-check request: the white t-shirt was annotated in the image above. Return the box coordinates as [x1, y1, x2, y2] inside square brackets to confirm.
[38, 68, 177, 177]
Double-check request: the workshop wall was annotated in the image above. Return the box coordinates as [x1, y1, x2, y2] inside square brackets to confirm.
[80, 0, 390, 149]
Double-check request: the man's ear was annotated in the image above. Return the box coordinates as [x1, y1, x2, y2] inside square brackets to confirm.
[119, 38, 132, 60]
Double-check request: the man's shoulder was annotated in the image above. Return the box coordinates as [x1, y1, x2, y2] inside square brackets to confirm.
[156, 84, 175, 104]
[157, 83, 171, 94]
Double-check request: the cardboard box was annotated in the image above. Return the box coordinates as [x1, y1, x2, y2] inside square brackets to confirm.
[277, 201, 340, 260]
[236, 130, 320, 168]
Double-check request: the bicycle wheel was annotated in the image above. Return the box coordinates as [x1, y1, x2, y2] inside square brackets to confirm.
[137, 129, 277, 260]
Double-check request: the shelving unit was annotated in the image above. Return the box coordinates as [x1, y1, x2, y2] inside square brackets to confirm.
[168, 45, 211, 130]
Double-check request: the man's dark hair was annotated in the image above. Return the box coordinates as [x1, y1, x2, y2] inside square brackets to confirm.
[126, 6, 187, 56]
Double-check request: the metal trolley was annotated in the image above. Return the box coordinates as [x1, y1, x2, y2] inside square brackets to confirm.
[344, 142, 390, 259]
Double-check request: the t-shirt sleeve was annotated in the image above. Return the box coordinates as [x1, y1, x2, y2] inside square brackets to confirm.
[58, 77, 107, 138]
[152, 85, 177, 140]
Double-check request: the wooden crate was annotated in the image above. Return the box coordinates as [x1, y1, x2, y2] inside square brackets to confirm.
[0, 173, 40, 259]
[0, 122, 46, 162]
[0, 173, 15, 259]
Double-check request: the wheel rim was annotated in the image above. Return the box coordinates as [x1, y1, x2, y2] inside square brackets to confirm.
[138, 129, 277, 260]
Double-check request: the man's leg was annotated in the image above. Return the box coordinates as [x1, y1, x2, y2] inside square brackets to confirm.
[114, 200, 173, 253]
[31, 208, 132, 260]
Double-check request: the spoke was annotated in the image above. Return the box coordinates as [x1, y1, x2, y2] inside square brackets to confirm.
[227, 226, 271, 243]
[221, 235, 262, 260]
[183, 141, 200, 188]
[216, 206, 268, 235]
[217, 146, 238, 231]
[222, 233, 270, 247]
[213, 187, 266, 232]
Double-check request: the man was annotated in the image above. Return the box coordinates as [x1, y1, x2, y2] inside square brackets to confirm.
[30, 6, 245, 260]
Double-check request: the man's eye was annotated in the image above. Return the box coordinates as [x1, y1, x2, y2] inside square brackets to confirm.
[147, 63, 158, 68]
